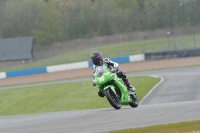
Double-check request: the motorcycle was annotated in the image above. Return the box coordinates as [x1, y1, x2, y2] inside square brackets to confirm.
[93, 65, 139, 109]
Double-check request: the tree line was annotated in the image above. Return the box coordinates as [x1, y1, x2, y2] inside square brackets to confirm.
[0, 0, 199, 45]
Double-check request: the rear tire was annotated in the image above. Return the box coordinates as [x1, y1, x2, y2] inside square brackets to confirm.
[105, 89, 121, 109]
[129, 92, 139, 108]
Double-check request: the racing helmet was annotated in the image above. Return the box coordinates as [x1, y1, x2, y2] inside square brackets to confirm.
[91, 51, 103, 66]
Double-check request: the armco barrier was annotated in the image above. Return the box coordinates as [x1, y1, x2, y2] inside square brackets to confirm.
[145, 49, 200, 60]
[47, 61, 89, 73]
[0, 54, 145, 79]
[0, 72, 6, 79]
[129, 54, 145, 62]
[6, 67, 47, 78]
[88, 56, 130, 67]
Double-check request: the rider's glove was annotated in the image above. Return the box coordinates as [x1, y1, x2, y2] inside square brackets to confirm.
[110, 68, 117, 73]
[92, 80, 96, 87]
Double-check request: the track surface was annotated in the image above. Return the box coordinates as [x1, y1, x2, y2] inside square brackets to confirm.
[1, 67, 200, 133]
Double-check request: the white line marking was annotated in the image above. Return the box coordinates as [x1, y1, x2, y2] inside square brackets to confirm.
[139, 76, 164, 105]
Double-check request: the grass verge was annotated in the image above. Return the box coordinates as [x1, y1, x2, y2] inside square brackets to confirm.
[108, 120, 200, 133]
[0, 76, 160, 116]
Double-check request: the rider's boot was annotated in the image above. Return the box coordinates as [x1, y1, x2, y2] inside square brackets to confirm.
[122, 78, 137, 100]
[122, 78, 134, 92]
[126, 82, 134, 91]
[122, 78, 136, 99]
[126, 83, 136, 98]
[125, 81, 137, 100]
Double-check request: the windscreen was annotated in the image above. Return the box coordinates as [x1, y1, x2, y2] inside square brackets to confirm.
[95, 66, 105, 77]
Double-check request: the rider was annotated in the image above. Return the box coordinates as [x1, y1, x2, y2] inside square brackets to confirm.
[91, 51, 134, 97]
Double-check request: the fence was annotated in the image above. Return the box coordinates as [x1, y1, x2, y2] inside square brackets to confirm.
[32, 25, 200, 62]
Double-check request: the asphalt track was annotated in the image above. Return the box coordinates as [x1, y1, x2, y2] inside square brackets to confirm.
[1, 66, 200, 133]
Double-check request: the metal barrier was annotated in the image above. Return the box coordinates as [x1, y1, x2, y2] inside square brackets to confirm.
[145, 49, 200, 60]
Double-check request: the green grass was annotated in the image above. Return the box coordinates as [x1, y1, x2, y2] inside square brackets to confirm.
[0, 76, 160, 116]
[108, 120, 200, 133]
[1, 34, 200, 72]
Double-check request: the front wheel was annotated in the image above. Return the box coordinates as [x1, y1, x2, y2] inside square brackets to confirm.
[105, 89, 121, 109]
[129, 92, 139, 108]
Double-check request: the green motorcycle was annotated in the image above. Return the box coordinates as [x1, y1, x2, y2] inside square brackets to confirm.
[93, 66, 139, 109]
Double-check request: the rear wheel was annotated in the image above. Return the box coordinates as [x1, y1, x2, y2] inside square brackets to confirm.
[105, 89, 121, 109]
[129, 92, 139, 108]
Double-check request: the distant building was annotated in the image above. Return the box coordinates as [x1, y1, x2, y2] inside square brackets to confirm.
[0, 37, 33, 67]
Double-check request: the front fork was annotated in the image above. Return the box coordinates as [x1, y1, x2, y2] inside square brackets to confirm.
[103, 85, 117, 94]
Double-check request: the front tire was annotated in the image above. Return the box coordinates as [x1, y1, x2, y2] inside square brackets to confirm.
[105, 89, 121, 109]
